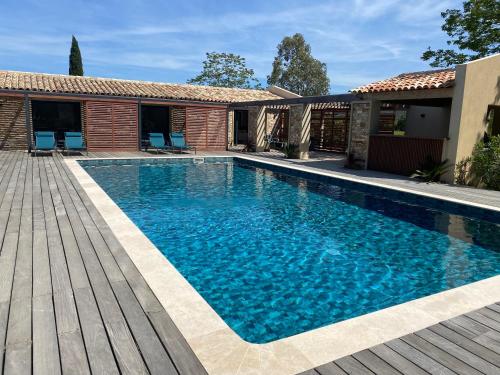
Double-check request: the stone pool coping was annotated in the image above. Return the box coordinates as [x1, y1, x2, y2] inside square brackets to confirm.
[65, 155, 500, 375]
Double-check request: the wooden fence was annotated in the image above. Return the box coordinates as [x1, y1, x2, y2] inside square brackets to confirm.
[367, 135, 444, 175]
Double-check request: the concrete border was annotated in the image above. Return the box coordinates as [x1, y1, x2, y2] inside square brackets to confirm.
[65, 155, 500, 375]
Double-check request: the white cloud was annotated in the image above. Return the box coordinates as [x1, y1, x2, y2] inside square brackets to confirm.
[1, 0, 461, 90]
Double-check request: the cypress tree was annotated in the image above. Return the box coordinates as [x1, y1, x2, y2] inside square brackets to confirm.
[69, 35, 84, 76]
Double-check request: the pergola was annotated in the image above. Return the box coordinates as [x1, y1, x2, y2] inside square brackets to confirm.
[229, 93, 359, 159]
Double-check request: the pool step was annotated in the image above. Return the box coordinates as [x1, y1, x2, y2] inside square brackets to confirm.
[193, 157, 205, 164]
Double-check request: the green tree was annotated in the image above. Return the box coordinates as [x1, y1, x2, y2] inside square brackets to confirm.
[188, 52, 261, 89]
[267, 33, 330, 96]
[422, 0, 500, 67]
[69, 35, 84, 76]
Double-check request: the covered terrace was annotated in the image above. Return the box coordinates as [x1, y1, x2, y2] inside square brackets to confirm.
[228, 93, 358, 159]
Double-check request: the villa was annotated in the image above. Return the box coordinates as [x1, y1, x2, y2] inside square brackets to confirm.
[0, 54, 499, 375]
[1, 53, 499, 182]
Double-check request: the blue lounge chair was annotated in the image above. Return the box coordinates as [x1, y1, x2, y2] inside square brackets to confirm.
[64, 132, 87, 155]
[149, 133, 168, 153]
[33, 131, 56, 156]
[169, 132, 196, 154]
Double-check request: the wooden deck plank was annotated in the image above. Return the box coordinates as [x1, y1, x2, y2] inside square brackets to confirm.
[43, 158, 149, 375]
[297, 369, 320, 375]
[403, 332, 482, 375]
[111, 280, 178, 374]
[352, 349, 401, 375]
[314, 361, 348, 375]
[369, 345, 427, 375]
[334, 356, 374, 374]
[55, 155, 207, 374]
[467, 310, 500, 333]
[426, 323, 500, 367]
[487, 304, 500, 314]
[477, 307, 500, 324]
[0, 154, 25, 374]
[72, 287, 120, 375]
[5, 156, 33, 375]
[386, 339, 455, 375]
[38, 156, 90, 375]
[32, 294, 61, 375]
[0, 153, 22, 250]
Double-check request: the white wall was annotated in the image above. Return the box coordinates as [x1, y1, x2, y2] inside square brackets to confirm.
[405, 105, 451, 138]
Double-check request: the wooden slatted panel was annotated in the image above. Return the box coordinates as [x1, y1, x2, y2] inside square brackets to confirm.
[85, 102, 113, 151]
[111, 102, 138, 151]
[170, 107, 186, 133]
[310, 109, 349, 152]
[85, 101, 138, 151]
[378, 107, 396, 134]
[332, 109, 349, 151]
[185, 107, 207, 149]
[0, 97, 27, 150]
[310, 110, 323, 150]
[273, 110, 288, 144]
[206, 108, 227, 151]
[368, 135, 444, 175]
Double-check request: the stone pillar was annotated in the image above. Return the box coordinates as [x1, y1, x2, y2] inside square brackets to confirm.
[289, 104, 311, 159]
[348, 101, 372, 168]
[248, 106, 266, 151]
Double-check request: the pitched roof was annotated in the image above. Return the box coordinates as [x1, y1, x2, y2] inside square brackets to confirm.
[351, 69, 455, 94]
[0, 70, 281, 103]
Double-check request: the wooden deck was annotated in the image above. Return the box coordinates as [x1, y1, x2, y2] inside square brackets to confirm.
[1, 150, 500, 375]
[0, 151, 206, 374]
[300, 303, 500, 374]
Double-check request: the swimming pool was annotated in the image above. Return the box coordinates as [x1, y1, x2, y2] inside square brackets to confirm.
[81, 157, 500, 344]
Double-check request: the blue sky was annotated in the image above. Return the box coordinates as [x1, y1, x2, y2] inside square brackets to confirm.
[1, 0, 461, 93]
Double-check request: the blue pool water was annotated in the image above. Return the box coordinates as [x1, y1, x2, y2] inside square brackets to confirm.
[81, 158, 500, 343]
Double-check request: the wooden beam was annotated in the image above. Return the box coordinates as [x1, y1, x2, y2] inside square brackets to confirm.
[0, 89, 229, 108]
[228, 93, 358, 108]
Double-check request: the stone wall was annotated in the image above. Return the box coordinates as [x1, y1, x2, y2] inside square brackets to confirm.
[0, 96, 27, 150]
[348, 102, 371, 167]
[265, 109, 280, 135]
[288, 105, 302, 145]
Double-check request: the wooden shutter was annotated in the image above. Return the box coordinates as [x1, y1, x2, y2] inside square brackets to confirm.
[170, 107, 186, 133]
[185, 107, 227, 151]
[85, 101, 138, 151]
[206, 108, 227, 150]
[310, 109, 349, 153]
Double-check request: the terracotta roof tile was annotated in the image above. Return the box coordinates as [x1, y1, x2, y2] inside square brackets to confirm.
[0, 70, 281, 103]
[351, 69, 455, 94]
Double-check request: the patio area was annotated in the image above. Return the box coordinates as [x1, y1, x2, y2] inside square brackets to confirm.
[0, 150, 500, 374]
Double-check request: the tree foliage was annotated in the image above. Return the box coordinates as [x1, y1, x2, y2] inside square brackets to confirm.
[267, 33, 330, 96]
[422, 0, 500, 67]
[188, 52, 261, 89]
[69, 35, 84, 76]
[470, 135, 500, 190]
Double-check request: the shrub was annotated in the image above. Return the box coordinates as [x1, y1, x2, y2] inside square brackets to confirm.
[455, 156, 472, 185]
[411, 156, 450, 182]
[282, 143, 299, 159]
[470, 135, 500, 190]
